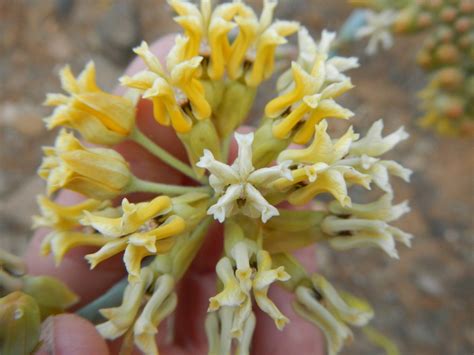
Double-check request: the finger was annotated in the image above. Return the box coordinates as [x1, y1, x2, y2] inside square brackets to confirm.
[36, 314, 109, 355]
[252, 247, 324, 355]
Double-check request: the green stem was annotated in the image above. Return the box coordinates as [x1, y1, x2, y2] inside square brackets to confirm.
[222, 135, 232, 164]
[76, 277, 128, 323]
[130, 126, 205, 184]
[126, 176, 212, 196]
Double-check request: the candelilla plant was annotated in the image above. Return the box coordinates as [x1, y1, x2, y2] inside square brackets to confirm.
[1, 0, 414, 354]
[351, 0, 474, 136]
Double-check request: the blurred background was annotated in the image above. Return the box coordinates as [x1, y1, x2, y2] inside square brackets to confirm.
[0, 0, 472, 354]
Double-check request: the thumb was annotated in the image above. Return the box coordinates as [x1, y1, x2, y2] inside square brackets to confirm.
[36, 314, 109, 355]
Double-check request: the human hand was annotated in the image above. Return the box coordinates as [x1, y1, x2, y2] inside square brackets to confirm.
[26, 35, 324, 355]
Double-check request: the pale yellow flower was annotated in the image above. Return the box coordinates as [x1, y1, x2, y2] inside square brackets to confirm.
[38, 129, 132, 200]
[208, 233, 290, 350]
[120, 39, 211, 133]
[44, 61, 136, 145]
[294, 273, 373, 355]
[322, 193, 413, 258]
[97, 268, 154, 340]
[81, 196, 185, 281]
[266, 30, 356, 144]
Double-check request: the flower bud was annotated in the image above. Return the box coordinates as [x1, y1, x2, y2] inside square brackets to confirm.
[435, 44, 460, 64]
[213, 80, 257, 138]
[435, 67, 464, 90]
[178, 119, 222, 177]
[21, 275, 78, 319]
[0, 292, 41, 355]
[38, 129, 131, 199]
[252, 119, 291, 168]
[44, 62, 136, 145]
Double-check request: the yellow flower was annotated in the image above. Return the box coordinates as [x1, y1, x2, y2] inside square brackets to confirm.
[168, 0, 299, 86]
[44, 61, 136, 145]
[33, 195, 110, 231]
[40, 230, 109, 266]
[273, 120, 370, 206]
[81, 196, 186, 281]
[266, 30, 355, 144]
[120, 39, 211, 133]
[227, 0, 299, 86]
[168, 0, 242, 81]
[38, 129, 131, 200]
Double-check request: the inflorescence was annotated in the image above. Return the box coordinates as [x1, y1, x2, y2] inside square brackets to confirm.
[1, 1, 414, 354]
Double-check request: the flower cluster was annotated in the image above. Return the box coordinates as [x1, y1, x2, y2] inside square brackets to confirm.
[0, 1, 413, 354]
[353, 0, 474, 136]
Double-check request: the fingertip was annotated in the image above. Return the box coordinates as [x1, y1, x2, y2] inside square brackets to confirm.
[37, 314, 109, 355]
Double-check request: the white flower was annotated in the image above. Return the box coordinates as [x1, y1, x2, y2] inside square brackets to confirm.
[197, 132, 292, 223]
[355, 10, 397, 55]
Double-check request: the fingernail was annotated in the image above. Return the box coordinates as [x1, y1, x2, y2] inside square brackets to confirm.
[36, 314, 109, 355]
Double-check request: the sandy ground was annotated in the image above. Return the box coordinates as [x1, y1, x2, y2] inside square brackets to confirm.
[0, 1, 472, 354]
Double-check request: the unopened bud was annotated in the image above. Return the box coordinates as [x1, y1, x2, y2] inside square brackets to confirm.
[435, 95, 464, 119]
[440, 6, 457, 23]
[252, 119, 291, 169]
[455, 17, 472, 34]
[178, 119, 222, 177]
[436, 44, 460, 64]
[21, 275, 78, 319]
[393, 8, 419, 33]
[0, 292, 41, 355]
[417, 12, 433, 28]
[435, 67, 464, 90]
[416, 50, 433, 68]
[214, 81, 257, 138]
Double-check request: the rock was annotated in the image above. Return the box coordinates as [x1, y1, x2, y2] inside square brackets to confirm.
[97, 0, 142, 66]
[0, 102, 45, 137]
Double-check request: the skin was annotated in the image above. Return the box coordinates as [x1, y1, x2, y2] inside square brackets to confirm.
[27, 35, 324, 355]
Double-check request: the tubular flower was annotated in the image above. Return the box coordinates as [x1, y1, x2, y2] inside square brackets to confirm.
[293, 274, 373, 355]
[38, 129, 132, 200]
[168, 0, 299, 86]
[266, 30, 357, 144]
[207, 236, 290, 354]
[120, 39, 211, 133]
[81, 196, 185, 281]
[97, 268, 177, 355]
[44, 61, 136, 145]
[322, 193, 413, 258]
[197, 132, 293, 223]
